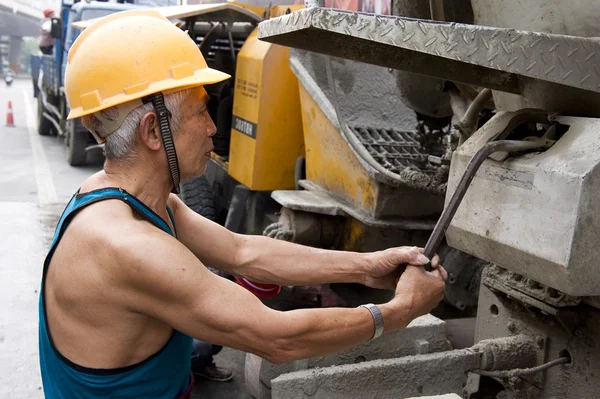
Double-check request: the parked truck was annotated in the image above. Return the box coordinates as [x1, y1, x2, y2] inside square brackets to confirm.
[33, 0, 178, 166]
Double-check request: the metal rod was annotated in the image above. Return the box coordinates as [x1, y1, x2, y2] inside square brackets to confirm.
[429, 0, 445, 21]
[422, 139, 553, 265]
[455, 88, 493, 143]
[228, 31, 237, 65]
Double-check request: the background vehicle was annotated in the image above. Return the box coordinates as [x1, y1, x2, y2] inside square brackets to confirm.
[4, 68, 13, 87]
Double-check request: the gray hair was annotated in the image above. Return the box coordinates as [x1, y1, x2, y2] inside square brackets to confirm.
[81, 89, 192, 160]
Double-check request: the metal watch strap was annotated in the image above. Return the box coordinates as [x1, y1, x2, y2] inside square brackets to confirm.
[359, 303, 384, 341]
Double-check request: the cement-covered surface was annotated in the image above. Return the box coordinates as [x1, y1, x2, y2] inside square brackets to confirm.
[290, 49, 417, 133]
[472, 284, 600, 398]
[249, 314, 451, 396]
[271, 349, 479, 399]
[446, 114, 600, 296]
[289, 49, 451, 197]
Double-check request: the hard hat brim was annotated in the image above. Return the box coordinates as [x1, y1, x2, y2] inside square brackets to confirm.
[66, 67, 230, 120]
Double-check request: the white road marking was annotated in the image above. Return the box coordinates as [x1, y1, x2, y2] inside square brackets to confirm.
[22, 90, 58, 205]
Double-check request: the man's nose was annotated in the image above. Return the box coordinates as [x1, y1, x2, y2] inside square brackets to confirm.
[207, 118, 217, 138]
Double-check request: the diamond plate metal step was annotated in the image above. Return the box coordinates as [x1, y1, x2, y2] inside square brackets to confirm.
[257, 8, 600, 95]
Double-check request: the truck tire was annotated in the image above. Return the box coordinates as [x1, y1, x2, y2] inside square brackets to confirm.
[66, 120, 87, 166]
[37, 95, 53, 136]
[180, 176, 217, 221]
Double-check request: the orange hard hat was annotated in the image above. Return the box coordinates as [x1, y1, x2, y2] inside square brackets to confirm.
[64, 8, 231, 194]
[65, 9, 230, 125]
[43, 9, 54, 18]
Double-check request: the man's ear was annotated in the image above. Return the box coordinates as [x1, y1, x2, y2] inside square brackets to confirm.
[138, 112, 162, 151]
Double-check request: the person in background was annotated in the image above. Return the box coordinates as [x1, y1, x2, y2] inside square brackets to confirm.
[190, 339, 233, 382]
[39, 9, 55, 55]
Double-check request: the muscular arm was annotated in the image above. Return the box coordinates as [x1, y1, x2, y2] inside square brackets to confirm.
[117, 229, 408, 364]
[170, 194, 369, 286]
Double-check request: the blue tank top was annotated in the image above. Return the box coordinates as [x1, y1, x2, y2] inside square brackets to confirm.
[39, 188, 193, 399]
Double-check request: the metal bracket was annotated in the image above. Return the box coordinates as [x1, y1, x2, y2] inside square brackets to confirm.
[422, 135, 554, 263]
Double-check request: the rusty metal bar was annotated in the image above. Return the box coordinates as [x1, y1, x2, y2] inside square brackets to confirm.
[422, 138, 554, 264]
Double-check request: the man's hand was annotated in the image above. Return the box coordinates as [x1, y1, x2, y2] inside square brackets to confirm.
[362, 246, 435, 290]
[380, 259, 447, 331]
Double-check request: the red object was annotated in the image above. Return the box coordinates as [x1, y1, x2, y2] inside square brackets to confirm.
[176, 372, 194, 399]
[43, 8, 54, 18]
[235, 277, 281, 299]
[5, 101, 14, 127]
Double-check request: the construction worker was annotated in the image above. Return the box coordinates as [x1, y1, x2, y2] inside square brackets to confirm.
[39, 9, 55, 55]
[38, 9, 447, 398]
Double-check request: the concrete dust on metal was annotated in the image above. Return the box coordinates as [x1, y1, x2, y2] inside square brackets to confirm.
[270, 349, 479, 399]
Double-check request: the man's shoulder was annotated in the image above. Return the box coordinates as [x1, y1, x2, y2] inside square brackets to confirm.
[68, 199, 176, 261]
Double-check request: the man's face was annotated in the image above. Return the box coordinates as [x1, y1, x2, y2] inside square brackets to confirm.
[174, 87, 216, 180]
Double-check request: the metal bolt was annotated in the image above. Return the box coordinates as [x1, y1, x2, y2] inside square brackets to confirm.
[507, 321, 516, 332]
[414, 339, 430, 355]
[303, 376, 319, 395]
[456, 301, 466, 311]
[448, 273, 457, 285]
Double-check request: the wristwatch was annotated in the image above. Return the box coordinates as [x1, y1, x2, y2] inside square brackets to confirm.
[359, 303, 384, 341]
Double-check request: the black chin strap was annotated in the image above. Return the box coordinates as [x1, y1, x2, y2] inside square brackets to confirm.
[142, 93, 181, 194]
